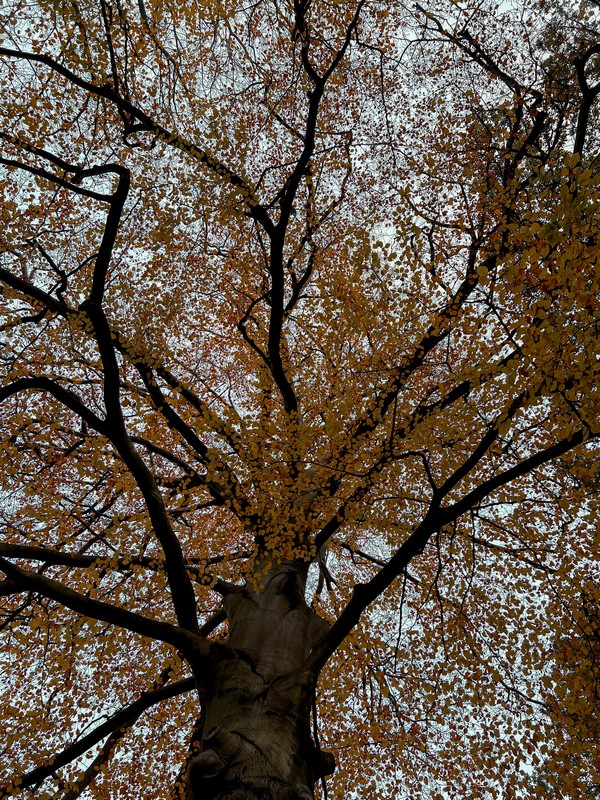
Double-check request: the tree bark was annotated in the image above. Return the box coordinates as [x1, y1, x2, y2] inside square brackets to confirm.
[187, 565, 334, 800]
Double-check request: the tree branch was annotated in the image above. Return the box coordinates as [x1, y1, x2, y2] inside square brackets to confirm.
[314, 345, 520, 550]
[0, 675, 195, 798]
[310, 427, 596, 671]
[0, 46, 274, 231]
[0, 155, 113, 202]
[573, 43, 600, 155]
[0, 264, 242, 464]
[0, 377, 107, 433]
[58, 726, 125, 800]
[133, 365, 249, 516]
[0, 375, 202, 633]
[263, 1, 366, 415]
[331, 252, 487, 472]
[0, 557, 202, 656]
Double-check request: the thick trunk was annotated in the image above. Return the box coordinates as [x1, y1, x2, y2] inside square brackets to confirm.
[186, 565, 334, 800]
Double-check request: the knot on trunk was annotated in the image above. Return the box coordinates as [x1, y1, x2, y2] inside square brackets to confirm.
[313, 748, 336, 779]
[186, 721, 319, 800]
[188, 748, 226, 780]
[277, 784, 312, 800]
[187, 726, 242, 796]
[307, 737, 335, 779]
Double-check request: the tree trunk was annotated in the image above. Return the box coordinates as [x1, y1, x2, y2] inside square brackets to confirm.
[186, 565, 334, 800]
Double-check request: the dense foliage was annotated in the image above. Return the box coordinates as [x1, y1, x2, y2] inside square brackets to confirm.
[0, 1, 599, 798]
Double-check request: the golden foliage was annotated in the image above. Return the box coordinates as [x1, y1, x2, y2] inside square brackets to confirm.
[0, 0, 599, 797]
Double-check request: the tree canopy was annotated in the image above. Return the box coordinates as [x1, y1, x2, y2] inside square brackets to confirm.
[0, 1, 599, 798]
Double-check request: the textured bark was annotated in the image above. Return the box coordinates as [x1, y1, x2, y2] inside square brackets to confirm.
[187, 565, 333, 800]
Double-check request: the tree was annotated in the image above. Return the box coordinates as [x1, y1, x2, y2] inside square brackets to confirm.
[0, 0, 599, 798]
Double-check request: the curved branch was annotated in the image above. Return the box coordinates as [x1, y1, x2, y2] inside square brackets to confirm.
[133, 365, 250, 516]
[58, 726, 126, 800]
[0, 265, 72, 315]
[573, 43, 600, 156]
[0, 268, 243, 462]
[0, 46, 273, 231]
[0, 676, 195, 798]
[0, 129, 128, 191]
[0, 155, 112, 202]
[0, 556, 202, 655]
[0, 377, 107, 432]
